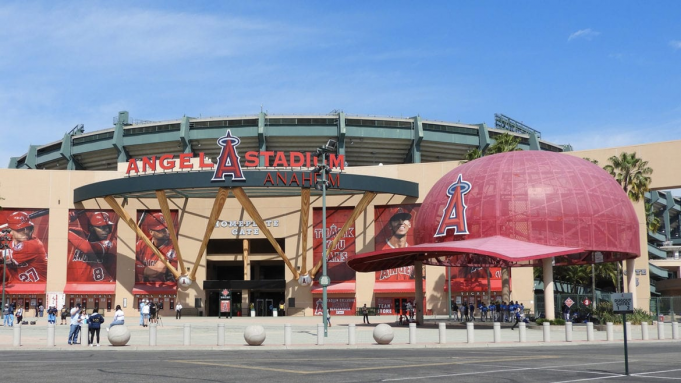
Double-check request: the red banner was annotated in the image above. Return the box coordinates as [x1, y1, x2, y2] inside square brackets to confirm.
[66, 210, 118, 283]
[220, 300, 231, 313]
[374, 204, 420, 282]
[0, 208, 50, 286]
[135, 210, 179, 288]
[313, 297, 356, 316]
[313, 207, 356, 283]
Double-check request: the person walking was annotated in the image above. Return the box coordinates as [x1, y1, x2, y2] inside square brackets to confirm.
[452, 302, 459, 321]
[60, 306, 68, 325]
[142, 300, 150, 327]
[16, 306, 23, 324]
[3, 304, 13, 327]
[175, 302, 183, 319]
[67, 304, 82, 345]
[139, 300, 146, 326]
[511, 307, 522, 330]
[107, 305, 125, 331]
[87, 308, 105, 346]
[326, 308, 332, 327]
[563, 303, 571, 322]
[361, 304, 370, 324]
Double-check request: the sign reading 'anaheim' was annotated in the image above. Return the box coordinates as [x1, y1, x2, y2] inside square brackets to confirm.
[125, 130, 345, 183]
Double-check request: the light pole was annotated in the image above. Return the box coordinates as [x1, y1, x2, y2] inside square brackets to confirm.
[315, 139, 336, 338]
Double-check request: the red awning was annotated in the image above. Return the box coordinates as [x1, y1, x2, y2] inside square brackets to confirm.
[132, 283, 177, 295]
[3, 283, 47, 294]
[311, 281, 356, 294]
[443, 278, 505, 292]
[373, 281, 426, 294]
[63, 283, 116, 294]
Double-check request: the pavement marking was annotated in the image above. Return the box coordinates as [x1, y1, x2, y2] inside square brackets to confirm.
[177, 355, 558, 375]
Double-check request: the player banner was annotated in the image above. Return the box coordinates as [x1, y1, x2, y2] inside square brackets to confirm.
[313, 207, 356, 282]
[0, 208, 50, 285]
[67, 210, 118, 283]
[135, 210, 179, 287]
[374, 204, 420, 282]
[313, 297, 356, 316]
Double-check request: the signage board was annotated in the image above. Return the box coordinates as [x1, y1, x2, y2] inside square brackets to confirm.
[611, 293, 634, 314]
[564, 297, 575, 308]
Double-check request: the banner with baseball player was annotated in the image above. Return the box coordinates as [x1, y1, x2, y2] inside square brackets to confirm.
[313, 206, 356, 283]
[373, 204, 421, 282]
[67, 210, 119, 283]
[135, 210, 179, 288]
[0, 209, 50, 286]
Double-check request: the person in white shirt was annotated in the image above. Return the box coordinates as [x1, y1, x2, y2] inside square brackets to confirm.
[142, 300, 150, 327]
[175, 302, 183, 320]
[67, 303, 82, 345]
[107, 305, 124, 331]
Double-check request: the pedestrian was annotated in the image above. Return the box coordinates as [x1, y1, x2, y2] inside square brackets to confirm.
[469, 302, 475, 322]
[326, 308, 332, 327]
[563, 303, 570, 321]
[39, 304, 44, 318]
[278, 300, 285, 317]
[511, 308, 521, 330]
[2, 304, 13, 327]
[139, 299, 146, 326]
[458, 303, 466, 322]
[16, 306, 23, 324]
[88, 308, 105, 346]
[107, 305, 125, 331]
[142, 300, 150, 327]
[405, 301, 412, 321]
[47, 306, 57, 324]
[149, 301, 157, 324]
[452, 302, 459, 321]
[60, 306, 68, 325]
[362, 304, 370, 324]
[67, 303, 82, 345]
[175, 302, 183, 319]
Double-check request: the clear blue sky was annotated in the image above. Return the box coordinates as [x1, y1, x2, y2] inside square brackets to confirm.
[1, 1, 680, 168]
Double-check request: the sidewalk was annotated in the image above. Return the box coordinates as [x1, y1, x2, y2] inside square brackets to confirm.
[1, 314, 677, 351]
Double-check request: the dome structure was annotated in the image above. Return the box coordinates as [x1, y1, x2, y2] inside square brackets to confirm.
[349, 151, 640, 272]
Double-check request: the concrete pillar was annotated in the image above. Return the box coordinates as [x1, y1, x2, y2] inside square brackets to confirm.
[438, 323, 446, 344]
[414, 261, 424, 325]
[542, 258, 555, 320]
[348, 323, 355, 345]
[626, 322, 632, 341]
[673, 322, 679, 340]
[217, 323, 224, 346]
[625, 259, 637, 308]
[658, 321, 665, 340]
[285, 324, 292, 346]
[150, 323, 158, 346]
[501, 267, 510, 303]
[47, 323, 55, 347]
[587, 322, 594, 341]
[243, 239, 250, 317]
[183, 323, 191, 345]
[543, 322, 551, 342]
[642, 322, 649, 340]
[519, 322, 526, 342]
[466, 322, 474, 343]
[493, 322, 501, 343]
[13, 325, 21, 347]
[317, 323, 324, 345]
[81, 324, 88, 347]
[606, 322, 614, 341]
[409, 322, 417, 344]
[565, 321, 573, 342]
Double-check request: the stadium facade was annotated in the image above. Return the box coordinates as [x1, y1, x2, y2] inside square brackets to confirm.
[2, 111, 680, 318]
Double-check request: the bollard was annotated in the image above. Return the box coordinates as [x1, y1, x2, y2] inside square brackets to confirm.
[642, 322, 649, 340]
[606, 322, 614, 341]
[47, 323, 55, 347]
[438, 323, 446, 344]
[150, 323, 158, 346]
[183, 324, 191, 346]
[82, 323, 88, 347]
[587, 322, 594, 341]
[543, 322, 551, 343]
[317, 323, 324, 345]
[285, 324, 292, 346]
[409, 322, 416, 344]
[673, 322, 679, 340]
[493, 322, 501, 343]
[348, 323, 355, 345]
[466, 322, 474, 343]
[519, 322, 526, 342]
[13, 325, 21, 347]
[626, 322, 632, 341]
[217, 323, 224, 346]
[565, 321, 573, 342]
[658, 321, 665, 340]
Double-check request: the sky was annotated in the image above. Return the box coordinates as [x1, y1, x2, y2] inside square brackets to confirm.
[1, 1, 680, 173]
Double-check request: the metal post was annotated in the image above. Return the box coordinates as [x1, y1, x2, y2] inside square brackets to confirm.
[1, 258, 5, 315]
[322, 154, 328, 338]
[447, 266, 451, 320]
[623, 313, 629, 376]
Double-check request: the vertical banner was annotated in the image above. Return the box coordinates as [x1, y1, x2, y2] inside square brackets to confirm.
[67, 210, 118, 282]
[313, 207, 356, 283]
[376, 297, 394, 315]
[448, 266, 503, 298]
[0, 208, 49, 285]
[135, 210, 179, 287]
[373, 204, 421, 282]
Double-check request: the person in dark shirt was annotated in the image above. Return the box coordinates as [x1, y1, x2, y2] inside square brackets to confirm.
[87, 308, 105, 346]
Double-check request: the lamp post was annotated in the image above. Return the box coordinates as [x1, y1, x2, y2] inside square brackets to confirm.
[315, 139, 336, 338]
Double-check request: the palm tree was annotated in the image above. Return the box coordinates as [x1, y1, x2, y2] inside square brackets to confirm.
[645, 203, 661, 233]
[583, 157, 599, 165]
[461, 132, 522, 164]
[603, 152, 653, 202]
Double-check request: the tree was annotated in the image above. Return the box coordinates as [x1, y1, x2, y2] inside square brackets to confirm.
[645, 203, 661, 233]
[462, 132, 522, 164]
[603, 152, 653, 202]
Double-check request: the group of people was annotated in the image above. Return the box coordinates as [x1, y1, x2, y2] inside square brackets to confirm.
[452, 300, 527, 325]
[66, 303, 124, 346]
[138, 299, 160, 327]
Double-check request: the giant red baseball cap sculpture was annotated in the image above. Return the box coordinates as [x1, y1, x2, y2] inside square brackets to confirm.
[348, 151, 640, 272]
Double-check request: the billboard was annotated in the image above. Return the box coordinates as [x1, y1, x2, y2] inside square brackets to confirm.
[313, 207, 356, 283]
[0, 208, 49, 285]
[67, 210, 118, 282]
[374, 204, 420, 282]
[135, 210, 179, 287]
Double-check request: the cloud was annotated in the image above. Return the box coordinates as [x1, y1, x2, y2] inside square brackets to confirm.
[568, 28, 600, 42]
[670, 40, 681, 50]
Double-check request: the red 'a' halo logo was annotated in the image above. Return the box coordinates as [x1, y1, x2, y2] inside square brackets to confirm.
[212, 130, 246, 181]
[434, 174, 471, 237]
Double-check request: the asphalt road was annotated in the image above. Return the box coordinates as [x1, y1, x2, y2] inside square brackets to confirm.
[1, 342, 677, 382]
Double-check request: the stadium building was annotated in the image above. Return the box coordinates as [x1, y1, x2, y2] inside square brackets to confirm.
[2, 111, 680, 319]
